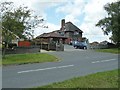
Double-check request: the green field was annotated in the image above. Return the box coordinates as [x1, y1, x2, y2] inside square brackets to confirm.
[95, 48, 119, 54]
[35, 69, 119, 88]
[2, 53, 59, 66]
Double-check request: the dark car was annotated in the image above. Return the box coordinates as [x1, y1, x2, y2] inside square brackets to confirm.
[73, 41, 87, 49]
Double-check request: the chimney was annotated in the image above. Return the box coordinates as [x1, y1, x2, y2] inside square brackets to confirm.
[61, 19, 65, 31]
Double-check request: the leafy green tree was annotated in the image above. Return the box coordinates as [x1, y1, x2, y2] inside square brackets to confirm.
[1, 2, 46, 57]
[96, 1, 120, 45]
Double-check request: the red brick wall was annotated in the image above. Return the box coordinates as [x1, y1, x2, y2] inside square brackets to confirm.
[18, 41, 31, 47]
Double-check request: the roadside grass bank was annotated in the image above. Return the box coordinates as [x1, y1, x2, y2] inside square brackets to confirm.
[33, 69, 119, 88]
[2, 53, 59, 66]
[95, 48, 119, 54]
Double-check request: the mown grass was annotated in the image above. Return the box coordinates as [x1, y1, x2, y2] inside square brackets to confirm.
[34, 69, 119, 88]
[95, 48, 119, 54]
[2, 53, 59, 66]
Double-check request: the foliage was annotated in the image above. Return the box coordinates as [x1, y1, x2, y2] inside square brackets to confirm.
[0, 2, 46, 57]
[96, 1, 120, 45]
[1, 2, 44, 41]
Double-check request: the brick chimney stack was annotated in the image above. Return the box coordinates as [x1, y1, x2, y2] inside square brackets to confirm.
[61, 19, 65, 31]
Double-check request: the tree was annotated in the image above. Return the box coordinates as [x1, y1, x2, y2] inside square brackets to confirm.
[1, 2, 47, 57]
[96, 1, 120, 45]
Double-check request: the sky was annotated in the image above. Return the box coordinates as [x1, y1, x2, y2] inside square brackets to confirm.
[1, 0, 117, 43]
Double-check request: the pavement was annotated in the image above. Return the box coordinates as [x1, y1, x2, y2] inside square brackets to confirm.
[2, 45, 118, 88]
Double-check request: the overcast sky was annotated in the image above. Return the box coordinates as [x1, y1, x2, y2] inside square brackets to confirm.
[1, 0, 117, 43]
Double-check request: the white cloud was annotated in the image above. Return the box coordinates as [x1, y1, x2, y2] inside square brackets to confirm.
[32, 2, 58, 16]
[1, 0, 62, 37]
[34, 22, 60, 37]
[79, 0, 117, 42]
[55, 0, 117, 42]
[65, 15, 80, 23]
[1, 0, 117, 42]
[56, 0, 86, 23]
[56, 0, 85, 16]
[79, 23, 111, 43]
[83, 0, 116, 23]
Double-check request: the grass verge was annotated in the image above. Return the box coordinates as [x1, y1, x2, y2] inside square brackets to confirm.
[34, 69, 119, 88]
[2, 53, 59, 66]
[95, 48, 119, 54]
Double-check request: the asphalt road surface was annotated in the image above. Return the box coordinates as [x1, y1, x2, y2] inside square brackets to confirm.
[2, 45, 118, 88]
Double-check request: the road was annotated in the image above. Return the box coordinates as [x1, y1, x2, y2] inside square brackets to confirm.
[2, 45, 118, 88]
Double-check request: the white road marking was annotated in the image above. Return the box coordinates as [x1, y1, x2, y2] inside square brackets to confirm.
[92, 59, 117, 64]
[18, 64, 74, 74]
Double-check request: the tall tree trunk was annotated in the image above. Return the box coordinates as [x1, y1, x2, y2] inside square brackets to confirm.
[2, 43, 7, 58]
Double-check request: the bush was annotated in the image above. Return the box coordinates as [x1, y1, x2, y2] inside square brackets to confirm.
[8, 43, 17, 49]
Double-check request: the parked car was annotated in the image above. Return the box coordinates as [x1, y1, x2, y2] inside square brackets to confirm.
[73, 41, 87, 49]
